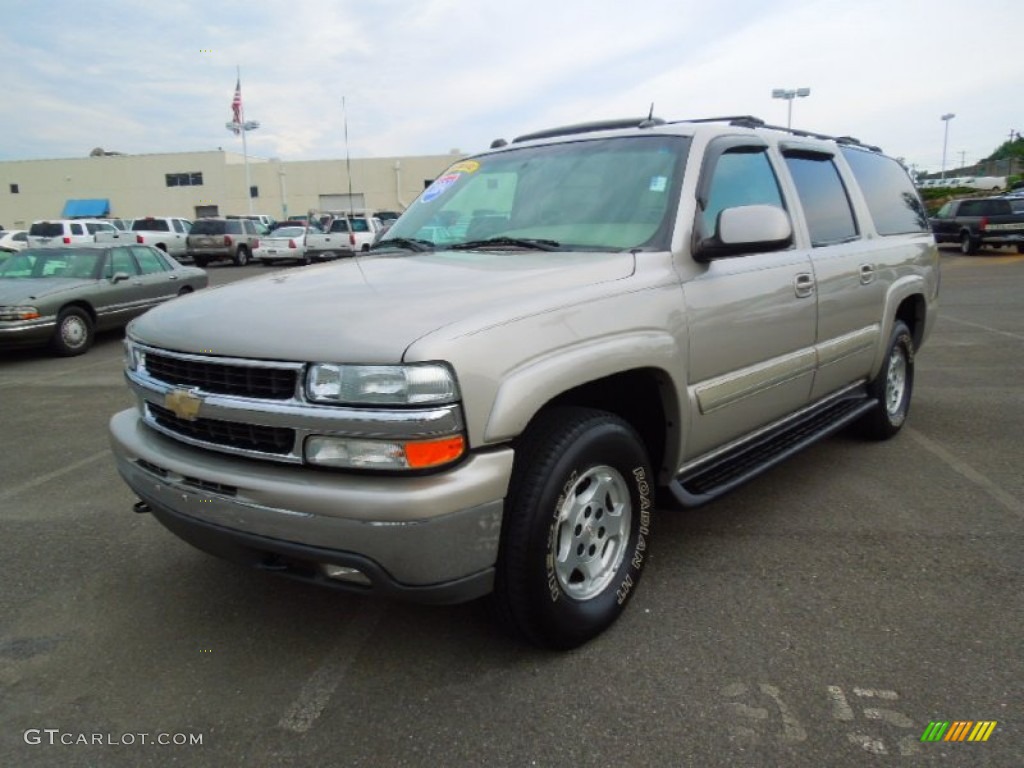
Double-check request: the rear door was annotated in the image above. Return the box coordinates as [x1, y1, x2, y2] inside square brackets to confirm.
[779, 145, 884, 399]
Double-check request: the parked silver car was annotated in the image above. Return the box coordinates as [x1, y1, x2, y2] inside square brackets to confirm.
[0, 245, 207, 356]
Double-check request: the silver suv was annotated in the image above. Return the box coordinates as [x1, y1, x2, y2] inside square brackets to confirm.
[110, 115, 939, 649]
[186, 217, 261, 267]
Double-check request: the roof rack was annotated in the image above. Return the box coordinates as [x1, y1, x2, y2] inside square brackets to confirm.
[507, 115, 883, 153]
[512, 117, 666, 144]
[669, 116, 882, 152]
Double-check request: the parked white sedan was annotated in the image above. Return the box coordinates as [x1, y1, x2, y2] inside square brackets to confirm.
[0, 229, 29, 253]
[254, 226, 325, 266]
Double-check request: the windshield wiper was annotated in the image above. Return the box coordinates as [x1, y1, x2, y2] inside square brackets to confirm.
[370, 237, 435, 252]
[449, 237, 561, 251]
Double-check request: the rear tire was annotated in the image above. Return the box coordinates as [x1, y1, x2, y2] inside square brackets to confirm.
[51, 307, 94, 357]
[490, 407, 654, 649]
[858, 320, 914, 440]
[960, 232, 979, 255]
[193, 256, 210, 268]
[233, 247, 249, 266]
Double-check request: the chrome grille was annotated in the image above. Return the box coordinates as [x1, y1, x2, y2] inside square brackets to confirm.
[143, 352, 298, 400]
[148, 403, 295, 455]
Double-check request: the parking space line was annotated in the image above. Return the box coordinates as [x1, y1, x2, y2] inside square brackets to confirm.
[940, 315, 1024, 342]
[277, 602, 386, 734]
[0, 449, 111, 503]
[906, 428, 1023, 519]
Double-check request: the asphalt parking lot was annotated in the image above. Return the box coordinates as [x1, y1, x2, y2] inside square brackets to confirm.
[1, 249, 1021, 767]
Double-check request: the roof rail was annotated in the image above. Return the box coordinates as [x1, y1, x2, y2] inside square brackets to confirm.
[512, 117, 666, 144]
[508, 115, 884, 153]
[673, 117, 884, 153]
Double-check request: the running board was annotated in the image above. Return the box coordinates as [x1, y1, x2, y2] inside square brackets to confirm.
[669, 394, 878, 508]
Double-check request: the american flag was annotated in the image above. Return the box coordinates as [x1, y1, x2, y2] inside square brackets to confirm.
[230, 77, 242, 134]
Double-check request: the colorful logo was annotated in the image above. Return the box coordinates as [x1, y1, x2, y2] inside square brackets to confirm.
[920, 721, 997, 742]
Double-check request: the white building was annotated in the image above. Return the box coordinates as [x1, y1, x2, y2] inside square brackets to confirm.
[0, 149, 465, 228]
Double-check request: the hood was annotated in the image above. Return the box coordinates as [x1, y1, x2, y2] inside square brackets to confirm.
[0, 278, 95, 304]
[129, 250, 635, 362]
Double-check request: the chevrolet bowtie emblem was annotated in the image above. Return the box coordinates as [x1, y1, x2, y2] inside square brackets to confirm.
[165, 389, 203, 421]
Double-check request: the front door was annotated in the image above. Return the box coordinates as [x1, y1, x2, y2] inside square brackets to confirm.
[682, 139, 817, 459]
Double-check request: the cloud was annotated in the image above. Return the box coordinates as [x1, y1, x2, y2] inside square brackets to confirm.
[2, 0, 1022, 171]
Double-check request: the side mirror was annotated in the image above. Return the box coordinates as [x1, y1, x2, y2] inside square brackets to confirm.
[111, 271, 130, 283]
[694, 204, 793, 262]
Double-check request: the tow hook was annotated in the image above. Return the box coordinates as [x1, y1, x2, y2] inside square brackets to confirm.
[133, 500, 152, 514]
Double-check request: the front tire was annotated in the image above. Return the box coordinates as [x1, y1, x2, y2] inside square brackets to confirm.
[858, 320, 914, 440]
[51, 306, 94, 356]
[490, 407, 654, 649]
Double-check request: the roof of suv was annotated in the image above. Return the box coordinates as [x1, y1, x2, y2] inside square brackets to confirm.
[495, 115, 884, 155]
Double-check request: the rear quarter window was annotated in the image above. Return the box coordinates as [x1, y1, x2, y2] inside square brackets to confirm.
[840, 148, 928, 235]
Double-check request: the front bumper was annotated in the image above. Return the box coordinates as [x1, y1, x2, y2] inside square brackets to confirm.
[110, 408, 513, 603]
[0, 316, 57, 347]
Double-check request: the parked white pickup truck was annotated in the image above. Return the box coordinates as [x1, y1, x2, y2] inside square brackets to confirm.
[116, 217, 193, 259]
[303, 211, 383, 259]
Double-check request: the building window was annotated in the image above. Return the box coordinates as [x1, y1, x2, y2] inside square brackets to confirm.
[165, 172, 204, 187]
[9, 183, 18, 194]
[250, 185, 259, 198]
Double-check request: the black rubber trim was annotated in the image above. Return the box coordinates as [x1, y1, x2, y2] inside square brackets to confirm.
[142, 498, 493, 605]
[670, 394, 877, 507]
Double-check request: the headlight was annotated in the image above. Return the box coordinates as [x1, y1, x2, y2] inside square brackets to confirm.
[0, 305, 40, 321]
[305, 435, 466, 470]
[306, 363, 459, 405]
[123, 339, 145, 371]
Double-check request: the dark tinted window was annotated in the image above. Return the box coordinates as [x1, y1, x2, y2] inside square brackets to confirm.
[70, 223, 84, 235]
[783, 153, 858, 246]
[29, 222, 62, 236]
[226, 221, 243, 234]
[958, 199, 1010, 216]
[840, 148, 928, 235]
[133, 218, 171, 232]
[190, 220, 227, 235]
[702, 148, 784, 237]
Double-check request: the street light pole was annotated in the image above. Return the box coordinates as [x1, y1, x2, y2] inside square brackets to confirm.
[771, 87, 811, 129]
[940, 113, 955, 182]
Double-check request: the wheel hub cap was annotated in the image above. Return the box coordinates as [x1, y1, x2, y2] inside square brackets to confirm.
[62, 317, 86, 347]
[885, 347, 906, 416]
[553, 465, 631, 600]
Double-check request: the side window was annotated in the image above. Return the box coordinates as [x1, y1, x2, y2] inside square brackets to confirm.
[103, 248, 138, 278]
[935, 202, 953, 218]
[132, 246, 168, 274]
[701, 148, 784, 238]
[783, 153, 858, 246]
[172, 219, 184, 234]
[958, 201, 980, 216]
[70, 223, 84, 235]
[840, 148, 928, 235]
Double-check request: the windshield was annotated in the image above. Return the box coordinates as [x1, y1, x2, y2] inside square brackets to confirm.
[382, 135, 690, 251]
[0, 250, 102, 279]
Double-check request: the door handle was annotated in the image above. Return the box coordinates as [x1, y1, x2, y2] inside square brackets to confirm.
[794, 272, 815, 299]
[859, 264, 875, 285]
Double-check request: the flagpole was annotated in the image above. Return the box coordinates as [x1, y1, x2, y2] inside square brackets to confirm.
[239, 65, 253, 215]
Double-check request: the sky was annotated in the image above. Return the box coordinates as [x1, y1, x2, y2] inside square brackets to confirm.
[2, 0, 1021, 174]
